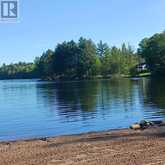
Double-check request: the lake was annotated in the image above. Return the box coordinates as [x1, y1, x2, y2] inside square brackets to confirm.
[0, 78, 165, 141]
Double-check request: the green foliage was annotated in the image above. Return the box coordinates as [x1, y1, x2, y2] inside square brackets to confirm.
[35, 49, 54, 78]
[78, 37, 98, 77]
[53, 40, 80, 78]
[120, 44, 139, 75]
[0, 37, 140, 80]
[101, 43, 138, 76]
[0, 62, 37, 79]
[97, 40, 110, 58]
[138, 31, 165, 75]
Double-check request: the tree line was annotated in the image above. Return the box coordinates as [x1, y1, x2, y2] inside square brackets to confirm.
[2, 30, 165, 80]
[138, 31, 165, 76]
[0, 37, 141, 80]
[0, 62, 37, 79]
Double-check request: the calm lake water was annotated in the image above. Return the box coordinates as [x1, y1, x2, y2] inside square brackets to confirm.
[0, 78, 165, 141]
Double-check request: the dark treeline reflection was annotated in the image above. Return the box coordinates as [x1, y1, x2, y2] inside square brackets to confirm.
[36, 81, 99, 121]
[36, 78, 144, 122]
[143, 78, 165, 117]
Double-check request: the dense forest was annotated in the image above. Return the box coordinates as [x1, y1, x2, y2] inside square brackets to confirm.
[0, 38, 140, 80]
[1, 31, 165, 80]
[0, 62, 37, 79]
[138, 31, 165, 76]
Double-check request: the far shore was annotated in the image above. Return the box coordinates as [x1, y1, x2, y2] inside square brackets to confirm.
[0, 72, 152, 81]
[1, 126, 165, 165]
[40, 73, 151, 82]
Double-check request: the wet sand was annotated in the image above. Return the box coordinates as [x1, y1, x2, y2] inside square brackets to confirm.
[1, 127, 165, 165]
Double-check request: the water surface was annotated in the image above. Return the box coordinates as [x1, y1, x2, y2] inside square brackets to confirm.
[0, 78, 165, 141]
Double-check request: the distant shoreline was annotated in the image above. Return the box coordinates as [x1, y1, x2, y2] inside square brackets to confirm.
[0, 73, 151, 81]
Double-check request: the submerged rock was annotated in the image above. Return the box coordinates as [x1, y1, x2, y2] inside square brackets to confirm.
[130, 120, 164, 130]
[139, 120, 154, 129]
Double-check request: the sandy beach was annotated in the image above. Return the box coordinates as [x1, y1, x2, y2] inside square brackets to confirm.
[1, 126, 165, 165]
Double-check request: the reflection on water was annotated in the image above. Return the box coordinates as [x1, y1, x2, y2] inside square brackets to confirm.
[143, 78, 165, 118]
[0, 78, 165, 141]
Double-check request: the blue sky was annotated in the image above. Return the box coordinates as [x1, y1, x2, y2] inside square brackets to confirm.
[0, 0, 165, 64]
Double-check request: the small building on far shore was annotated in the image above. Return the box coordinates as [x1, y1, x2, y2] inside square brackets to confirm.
[136, 63, 148, 72]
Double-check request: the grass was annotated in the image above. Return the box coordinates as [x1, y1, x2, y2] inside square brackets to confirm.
[138, 72, 151, 77]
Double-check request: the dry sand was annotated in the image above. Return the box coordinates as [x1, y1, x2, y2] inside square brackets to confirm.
[1, 126, 165, 165]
